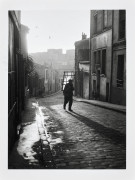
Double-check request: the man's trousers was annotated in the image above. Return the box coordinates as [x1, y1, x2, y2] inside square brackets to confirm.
[64, 96, 73, 110]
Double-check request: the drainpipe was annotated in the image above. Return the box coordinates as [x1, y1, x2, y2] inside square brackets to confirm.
[89, 11, 92, 100]
[110, 10, 114, 103]
[89, 38, 91, 100]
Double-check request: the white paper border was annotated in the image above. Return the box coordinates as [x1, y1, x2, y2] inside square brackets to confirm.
[0, 0, 135, 180]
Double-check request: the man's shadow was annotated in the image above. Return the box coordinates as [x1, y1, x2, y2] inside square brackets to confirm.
[66, 110, 126, 146]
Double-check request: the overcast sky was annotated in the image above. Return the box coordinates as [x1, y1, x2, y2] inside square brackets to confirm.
[21, 10, 90, 53]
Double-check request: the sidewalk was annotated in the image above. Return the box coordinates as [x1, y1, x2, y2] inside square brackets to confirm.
[8, 98, 55, 169]
[73, 96, 126, 114]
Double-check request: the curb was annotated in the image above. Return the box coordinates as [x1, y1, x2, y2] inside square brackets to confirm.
[73, 98, 126, 114]
[35, 103, 56, 169]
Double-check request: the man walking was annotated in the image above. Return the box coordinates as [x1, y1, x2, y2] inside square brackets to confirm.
[63, 79, 74, 111]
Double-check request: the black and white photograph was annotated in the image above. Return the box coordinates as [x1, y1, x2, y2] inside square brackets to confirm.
[0, 0, 135, 179]
[8, 9, 126, 169]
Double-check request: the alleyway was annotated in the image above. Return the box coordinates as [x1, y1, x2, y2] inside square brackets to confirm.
[9, 92, 126, 169]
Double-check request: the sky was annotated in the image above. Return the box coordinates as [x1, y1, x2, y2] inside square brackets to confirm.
[21, 10, 90, 53]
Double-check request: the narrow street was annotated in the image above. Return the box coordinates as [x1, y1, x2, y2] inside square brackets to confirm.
[36, 92, 126, 169]
[7, 10, 127, 172]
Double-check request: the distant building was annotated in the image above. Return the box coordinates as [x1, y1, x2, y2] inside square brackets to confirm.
[90, 10, 126, 105]
[30, 49, 75, 90]
[75, 33, 90, 99]
[28, 63, 45, 96]
[30, 52, 46, 65]
[44, 64, 60, 95]
[47, 49, 63, 55]
[28, 62, 61, 97]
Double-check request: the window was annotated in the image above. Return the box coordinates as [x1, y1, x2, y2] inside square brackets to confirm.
[93, 80, 96, 91]
[103, 10, 108, 28]
[117, 55, 124, 87]
[79, 49, 89, 61]
[45, 69, 48, 80]
[96, 51, 101, 64]
[92, 52, 96, 73]
[119, 10, 126, 39]
[94, 14, 97, 34]
[101, 49, 106, 74]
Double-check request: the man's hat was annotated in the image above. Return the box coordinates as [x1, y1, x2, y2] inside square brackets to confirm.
[69, 79, 73, 82]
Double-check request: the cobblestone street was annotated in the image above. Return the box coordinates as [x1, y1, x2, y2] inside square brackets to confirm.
[6, 7, 135, 180]
[37, 92, 126, 169]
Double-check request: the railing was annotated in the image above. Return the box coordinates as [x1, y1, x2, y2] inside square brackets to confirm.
[62, 71, 75, 91]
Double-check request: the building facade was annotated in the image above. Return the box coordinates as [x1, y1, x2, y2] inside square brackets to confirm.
[30, 49, 75, 82]
[20, 24, 29, 107]
[8, 11, 29, 153]
[90, 10, 126, 105]
[111, 10, 126, 105]
[44, 64, 61, 95]
[90, 10, 113, 102]
[28, 62, 45, 97]
[75, 33, 90, 99]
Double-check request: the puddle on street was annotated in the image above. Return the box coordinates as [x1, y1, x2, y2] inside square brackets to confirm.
[22, 122, 33, 127]
[53, 131, 64, 135]
[44, 116, 50, 120]
[50, 138, 63, 145]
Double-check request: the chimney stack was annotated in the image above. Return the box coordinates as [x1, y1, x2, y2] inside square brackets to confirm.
[82, 32, 87, 40]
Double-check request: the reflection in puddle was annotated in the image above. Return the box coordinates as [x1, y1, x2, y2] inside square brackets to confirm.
[32, 102, 38, 108]
[44, 116, 50, 120]
[31, 101, 65, 160]
[53, 131, 64, 135]
[50, 138, 63, 145]
[22, 122, 33, 126]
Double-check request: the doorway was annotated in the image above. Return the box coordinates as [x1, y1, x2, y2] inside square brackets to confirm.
[97, 70, 100, 99]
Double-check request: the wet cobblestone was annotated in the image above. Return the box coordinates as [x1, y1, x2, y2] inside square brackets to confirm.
[37, 93, 126, 169]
